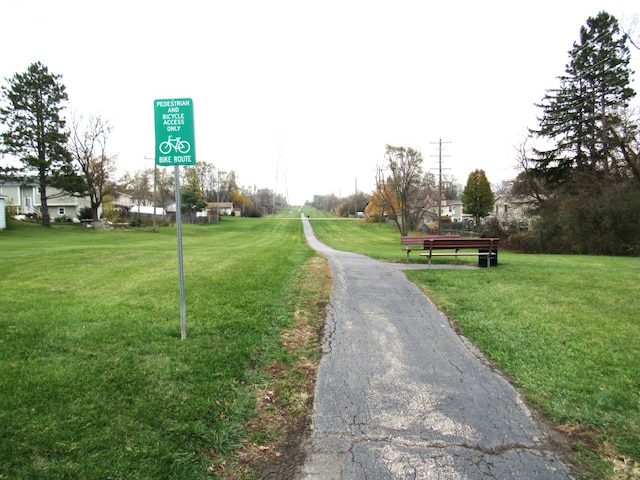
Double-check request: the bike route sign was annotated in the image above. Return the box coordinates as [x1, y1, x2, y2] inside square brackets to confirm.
[154, 98, 196, 166]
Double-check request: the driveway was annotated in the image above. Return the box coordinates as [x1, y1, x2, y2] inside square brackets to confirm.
[296, 217, 573, 479]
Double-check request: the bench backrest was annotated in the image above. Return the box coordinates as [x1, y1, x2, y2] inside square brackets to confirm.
[401, 235, 460, 245]
[423, 238, 500, 249]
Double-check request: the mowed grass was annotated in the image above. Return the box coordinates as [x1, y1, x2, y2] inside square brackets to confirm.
[311, 219, 640, 478]
[0, 217, 314, 479]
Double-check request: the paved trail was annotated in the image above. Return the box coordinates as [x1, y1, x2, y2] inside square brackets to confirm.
[296, 217, 573, 479]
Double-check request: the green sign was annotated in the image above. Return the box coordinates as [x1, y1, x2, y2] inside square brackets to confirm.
[154, 98, 196, 166]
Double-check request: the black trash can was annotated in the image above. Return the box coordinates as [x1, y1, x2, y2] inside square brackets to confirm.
[478, 249, 498, 268]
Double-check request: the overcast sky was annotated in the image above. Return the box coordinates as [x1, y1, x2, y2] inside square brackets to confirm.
[3, 1, 639, 205]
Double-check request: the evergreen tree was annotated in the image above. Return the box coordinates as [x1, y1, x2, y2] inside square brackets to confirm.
[461, 169, 494, 227]
[531, 11, 635, 184]
[522, 11, 640, 254]
[0, 62, 77, 226]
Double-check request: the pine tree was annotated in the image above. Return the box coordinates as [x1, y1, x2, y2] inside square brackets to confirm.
[0, 62, 75, 226]
[531, 11, 635, 184]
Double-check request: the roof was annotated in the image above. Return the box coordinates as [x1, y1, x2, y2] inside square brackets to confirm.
[130, 205, 166, 215]
[207, 202, 234, 208]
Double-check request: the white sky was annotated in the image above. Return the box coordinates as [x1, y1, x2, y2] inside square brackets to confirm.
[3, 1, 639, 205]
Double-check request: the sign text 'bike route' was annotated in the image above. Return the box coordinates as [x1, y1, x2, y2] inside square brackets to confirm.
[154, 98, 196, 166]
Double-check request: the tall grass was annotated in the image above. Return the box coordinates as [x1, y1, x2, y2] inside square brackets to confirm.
[311, 218, 640, 478]
[0, 218, 313, 479]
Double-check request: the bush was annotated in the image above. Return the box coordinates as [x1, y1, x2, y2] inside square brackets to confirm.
[129, 217, 145, 227]
[479, 217, 507, 238]
[78, 206, 93, 221]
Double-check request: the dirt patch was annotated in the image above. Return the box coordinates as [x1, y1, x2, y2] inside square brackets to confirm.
[207, 256, 331, 479]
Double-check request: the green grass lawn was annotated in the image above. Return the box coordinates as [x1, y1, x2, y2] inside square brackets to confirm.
[0, 218, 315, 479]
[311, 218, 640, 479]
[2, 216, 639, 479]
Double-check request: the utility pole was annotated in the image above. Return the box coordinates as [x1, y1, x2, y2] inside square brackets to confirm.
[430, 139, 451, 235]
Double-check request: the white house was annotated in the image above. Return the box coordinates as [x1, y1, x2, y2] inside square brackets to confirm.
[207, 202, 234, 216]
[0, 195, 7, 229]
[0, 179, 96, 221]
[493, 194, 532, 227]
[442, 199, 467, 222]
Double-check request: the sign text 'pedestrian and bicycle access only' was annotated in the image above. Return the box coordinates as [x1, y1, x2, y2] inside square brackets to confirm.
[154, 98, 196, 166]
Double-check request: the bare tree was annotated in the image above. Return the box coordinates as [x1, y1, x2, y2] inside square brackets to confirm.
[155, 168, 175, 210]
[68, 114, 116, 222]
[375, 145, 425, 236]
[513, 138, 547, 204]
[182, 162, 217, 201]
[128, 169, 153, 208]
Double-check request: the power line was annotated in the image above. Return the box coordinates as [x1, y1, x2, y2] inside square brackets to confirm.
[430, 139, 451, 235]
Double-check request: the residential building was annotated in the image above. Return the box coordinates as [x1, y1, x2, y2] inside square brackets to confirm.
[207, 202, 234, 216]
[0, 179, 95, 221]
[493, 194, 532, 227]
[0, 195, 7, 229]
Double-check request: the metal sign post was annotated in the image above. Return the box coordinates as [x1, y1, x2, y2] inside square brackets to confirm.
[154, 98, 196, 340]
[173, 165, 187, 340]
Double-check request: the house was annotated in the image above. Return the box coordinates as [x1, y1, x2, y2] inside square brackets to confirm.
[0, 195, 7, 229]
[420, 198, 472, 225]
[493, 194, 532, 227]
[0, 179, 38, 217]
[109, 191, 134, 213]
[0, 178, 95, 221]
[442, 199, 473, 223]
[207, 202, 234, 216]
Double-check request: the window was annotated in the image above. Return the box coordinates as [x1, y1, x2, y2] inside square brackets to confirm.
[58, 207, 66, 215]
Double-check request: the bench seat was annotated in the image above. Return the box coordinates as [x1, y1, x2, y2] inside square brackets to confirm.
[419, 238, 500, 267]
[423, 251, 496, 257]
[401, 235, 460, 262]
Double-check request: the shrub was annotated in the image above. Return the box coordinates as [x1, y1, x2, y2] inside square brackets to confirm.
[77, 206, 93, 221]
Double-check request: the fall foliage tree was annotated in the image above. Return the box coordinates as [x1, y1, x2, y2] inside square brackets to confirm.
[375, 145, 425, 235]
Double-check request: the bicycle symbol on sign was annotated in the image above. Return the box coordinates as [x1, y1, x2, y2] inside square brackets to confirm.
[159, 136, 191, 155]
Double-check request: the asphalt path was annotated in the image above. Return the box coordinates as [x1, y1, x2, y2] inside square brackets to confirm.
[296, 217, 573, 479]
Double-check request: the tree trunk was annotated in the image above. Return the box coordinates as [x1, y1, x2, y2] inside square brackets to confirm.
[40, 185, 51, 227]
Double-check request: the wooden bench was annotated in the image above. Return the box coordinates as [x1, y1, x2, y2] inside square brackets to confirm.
[419, 237, 500, 267]
[401, 235, 460, 263]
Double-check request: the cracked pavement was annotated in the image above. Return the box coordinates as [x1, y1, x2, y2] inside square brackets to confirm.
[296, 217, 573, 479]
